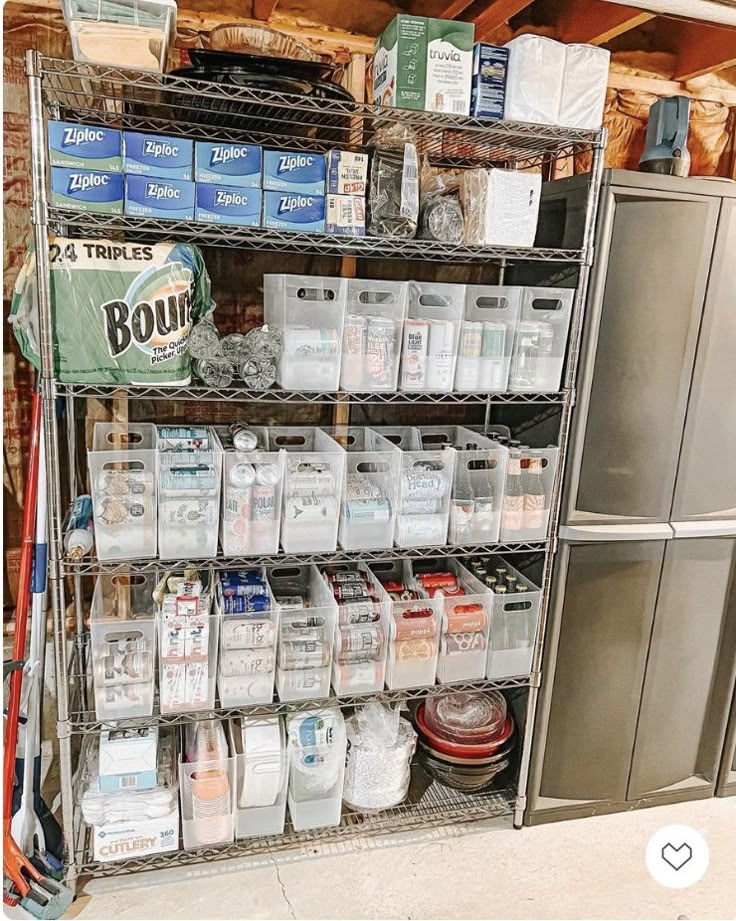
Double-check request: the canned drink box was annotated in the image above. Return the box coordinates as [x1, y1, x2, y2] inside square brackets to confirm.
[48, 121, 122, 171]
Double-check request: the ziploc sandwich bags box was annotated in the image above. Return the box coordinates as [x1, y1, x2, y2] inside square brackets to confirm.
[195, 142, 262, 188]
[195, 184, 261, 226]
[125, 176, 195, 221]
[263, 150, 326, 195]
[51, 168, 124, 214]
[263, 191, 325, 232]
[9, 236, 212, 386]
[123, 132, 193, 179]
[48, 121, 122, 171]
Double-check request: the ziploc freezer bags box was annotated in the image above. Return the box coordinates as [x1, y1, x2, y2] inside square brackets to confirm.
[125, 176, 195, 220]
[195, 142, 262, 188]
[471, 43, 508, 119]
[263, 150, 326, 194]
[48, 121, 122, 171]
[195, 184, 261, 226]
[51, 167, 124, 214]
[263, 191, 325, 232]
[123, 132, 193, 179]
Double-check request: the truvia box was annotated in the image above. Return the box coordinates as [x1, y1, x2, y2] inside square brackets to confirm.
[263, 191, 325, 233]
[470, 43, 508, 119]
[195, 142, 262, 188]
[195, 184, 261, 226]
[425, 18, 475, 115]
[50, 167, 124, 214]
[326, 150, 369, 195]
[326, 194, 365, 236]
[263, 150, 326, 195]
[48, 121, 122, 171]
[123, 132, 193, 180]
[125, 176, 195, 220]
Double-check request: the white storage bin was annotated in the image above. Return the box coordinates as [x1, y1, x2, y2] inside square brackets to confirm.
[89, 422, 157, 562]
[509, 288, 575, 393]
[559, 44, 610, 129]
[264, 275, 346, 392]
[330, 427, 401, 551]
[504, 34, 566, 125]
[90, 573, 156, 720]
[399, 282, 465, 393]
[287, 710, 347, 831]
[269, 565, 338, 702]
[228, 718, 287, 838]
[500, 445, 558, 542]
[157, 427, 223, 560]
[456, 286, 523, 393]
[341, 279, 408, 392]
[267, 427, 345, 553]
[179, 740, 235, 849]
[485, 559, 541, 679]
[218, 426, 285, 557]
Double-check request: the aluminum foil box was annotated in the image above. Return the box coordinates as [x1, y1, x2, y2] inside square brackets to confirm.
[263, 150, 326, 195]
[262, 191, 325, 232]
[125, 176, 195, 220]
[48, 121, 122, 171]
[195, 184, 262, 226]
[51, 167, 124, 214]
[195, 142, 262, 188]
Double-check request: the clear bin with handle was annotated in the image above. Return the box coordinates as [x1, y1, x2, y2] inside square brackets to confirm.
[341, 279, 408, 392]
[455, 285, 523, 393]
[399, 282, 465, 393]
[509, 287, 575, 393]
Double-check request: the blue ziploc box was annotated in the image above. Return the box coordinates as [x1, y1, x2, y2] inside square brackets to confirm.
[123, 132, 193, 180]
[470, 43, 509, 120]
[195, 142, 262, 188]
[125, 176, 195, 220]
[50, 167, 124, 214]
[262, 191, 325, 233]
[195, 183, 261, 226]
[48, 121, 122, 171]
[263, 150, 326, 195]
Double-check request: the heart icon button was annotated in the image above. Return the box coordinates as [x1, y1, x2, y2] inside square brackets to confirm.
[661, 842, 693, 872]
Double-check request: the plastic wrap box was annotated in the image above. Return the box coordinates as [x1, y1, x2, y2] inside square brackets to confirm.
[503, 34, 566, 125]
[286, 711, 347, 830]
[340, 279, 408, 392]
[90, 573, 157, 720]
[89, 422, 157, 561]
[264, 275, 346, 392]
[455, 285, 523, 392]
[500, 445, 558, 542]
[399, 282, 465, 393]
[179, 746, 236, 849]
[228, 717, 287, 838]
[508, 287, 575, 393]
[484, 558, 541, 679]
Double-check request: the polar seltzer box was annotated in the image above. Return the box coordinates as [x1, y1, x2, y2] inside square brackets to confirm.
[48, 121, 122, 171]
[263, 191, 325, 232]
[195, 142, 262, 188]
[51, 167, 124, 214]
[195, 184, 262, 226]
[263, 150, 326, 195]
[123, 132, 193, 180]
[125, 176, 195, 220]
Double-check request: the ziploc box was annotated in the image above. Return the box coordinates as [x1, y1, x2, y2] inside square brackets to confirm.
[125, 175, 195, 220]
[195, 142, 262, 188]
[326, 194, 365, 236]
[195, 183, 261, 227]
[51, 167, 124, 214]
[48, 121, 122, 171]
[326, 150, 368, 195]
[263, 191, 325, 233]
[123, 132, 193, 180]
[471, 43, 508, 120]
[263, 150, 326, 195]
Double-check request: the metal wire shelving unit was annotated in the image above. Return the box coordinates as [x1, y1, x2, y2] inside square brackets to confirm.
[26, 50, 606, 893]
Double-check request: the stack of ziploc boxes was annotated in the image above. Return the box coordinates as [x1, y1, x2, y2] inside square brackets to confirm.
[48, 121, 369, 234]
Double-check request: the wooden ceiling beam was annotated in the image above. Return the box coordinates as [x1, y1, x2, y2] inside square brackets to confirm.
[672, 21, 736, 80]
[253, 0, 278, 21]
[557, 0, 655, 45]
[437, 0, 476, 18]
[472, 0, 536, 41]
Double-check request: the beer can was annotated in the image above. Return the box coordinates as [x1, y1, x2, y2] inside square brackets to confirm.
[425, 319, 456, 391]
[365, 317, 397, 389]
[402, 470, 446, 501]
[345, 497, 392, 523]
[455, 321, 483, 391]
[285, 495, 337, 521]
[401, 319, 429, 390]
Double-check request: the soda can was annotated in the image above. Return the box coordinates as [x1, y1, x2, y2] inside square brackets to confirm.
[285, 495, 337, 521]
[338, 601, 379, 625]
[401, 497, 443, 515]
[401, 318, 429, 390]
[339, 624, 384, 655]
[229, 463, 256, 488]
[279, 639, 330, 669]
[345, 497, 392, 523]
[288, 468, 335, 497]
[327, 571, 366, 584]
[251, 485, 275, 521]
[223, 593, 270, 615]
[332, 581, 375, 602]
[230, 423, 259, 453]
[365, 317, 397, 389]
[343, 315, 368, 390]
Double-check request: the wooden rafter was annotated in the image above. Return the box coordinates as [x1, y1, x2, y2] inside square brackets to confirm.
[472, 0, 536, 40]
[557, 0, 655, 45]
[253, 0, 278, 20]
[437, 0, 476, 18]
[672, 21, 736, 80]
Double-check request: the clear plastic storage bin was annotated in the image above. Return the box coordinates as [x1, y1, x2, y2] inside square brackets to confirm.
[179, 739, 235, 849]
[500, 445, 559, 542]
[509, 288, 575, 393]
[89, 422, 157, 561]
[340, 279, 408, 392]
[485, 559, 541, 679]
[287, 710, 347, 831]
[264, 275, 346, 392]
[267, 427, 346, 553]
[90, 573, 157, 720]
[157, 427, 223, 560]
[330, 427, 401, 551]
[268, 565, 339, 701]
[399, 282, 465, 393]
[228, 718, 287, 838]
[455, 286, 523, 393]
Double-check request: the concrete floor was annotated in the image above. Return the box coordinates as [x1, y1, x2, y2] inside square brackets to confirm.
[68, 796, 736, 920]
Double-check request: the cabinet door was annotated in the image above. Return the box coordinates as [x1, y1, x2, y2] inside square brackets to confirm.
[566, 187, 720, 525]
[717, 687, 736, 796]
[673, 200, 736, 520]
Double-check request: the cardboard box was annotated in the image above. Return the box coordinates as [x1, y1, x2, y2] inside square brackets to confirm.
[425, 18, 475, 115]
[51, 167, 124, 214]
[326, 194, 365, 235]
[195, 184, 261, 226]
[93, 804, 179, 862]
[262, 191, 325, 232]
[326, 150, 369, 195]
[125, 176, 195, 220]
[98, 727, 158, 793]
[263, 150, 326, 195]
[470, 43, 508, 120]
[123, 132, 193, 179]
[195, 142, 262, 188]
[48, 121, 122, 171]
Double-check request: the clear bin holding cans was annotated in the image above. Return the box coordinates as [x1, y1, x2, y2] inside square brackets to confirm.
[217, 426, 286, 557]
[157, 427, 223, 560]
[417, 427, 509, 545]
[267, 427, 346, 553]
[264, 275, 347, 392]
[268, 565, 338, 702]
[340, 279, 408, 392]
[455, 286, 523, 393]
[321, 563, 391, 695]
[370, 427, 455, 548]
[287, 710, 347, 831]
[216, 568, 279, 707]
[228, 718, 287, 838]
[90, 573, 157, 720]
[484, 559, 541, 679]
[509, 287, 575, 393]
[399, 282, 465, 393]
[370, 560, 442, 690]
[329, 427, 401, 551]
[89, 422, 158, 561]
[179, 730, 236, 850]
[500, 445, 559, 542]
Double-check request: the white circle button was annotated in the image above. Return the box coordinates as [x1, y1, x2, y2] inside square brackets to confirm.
[646, 824, 709, 889]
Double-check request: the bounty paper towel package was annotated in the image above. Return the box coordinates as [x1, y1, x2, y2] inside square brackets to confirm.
[504, 34, 566, 125]
[123, 132, 193, 179]
[48, 121, 122, 171]
[559, 44, 610, 129]
[195, 142, 262, 188]
[51, 168, 124, 214]
[263, 191, 325, 232]
[195, 184, 261, 226]
[125, 176, 195, 220]
[263, 150, 326, 194]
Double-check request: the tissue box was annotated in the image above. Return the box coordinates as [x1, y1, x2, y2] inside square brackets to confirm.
[92, 805, 179, 862]
[262, 191, 325, 232]
[326, 150, 369, 195]
[504, 34, 566, 125]
[48, 121, 122, 171]
[98, 727, 158, 793]
[123, 132, 193, 180]
[195, 184, 261, 226]
[462, 168, 541, 247]
[470, 44, 508, 120]
[326, 194, 365, 235]
[51, 167, 124, 214]
[263, 150, 326, 195]
[125, 176, 195, 220]
[559, 44, 610, 129]
[195, 142, 262, 188]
